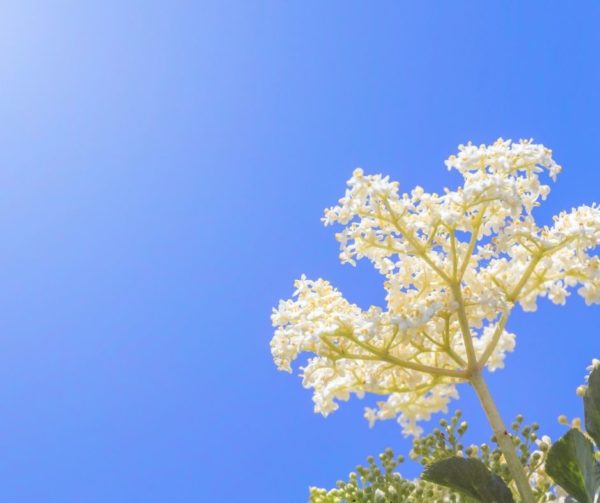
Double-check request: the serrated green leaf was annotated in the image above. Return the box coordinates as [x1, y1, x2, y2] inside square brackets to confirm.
[584, 365, 600, 448]
[545, 428, 599, 503]
[421, 457, 515, 503]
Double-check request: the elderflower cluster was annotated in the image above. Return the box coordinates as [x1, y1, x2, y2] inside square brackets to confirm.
[271, 139, 600, 436]
[311, 412, 559, 502]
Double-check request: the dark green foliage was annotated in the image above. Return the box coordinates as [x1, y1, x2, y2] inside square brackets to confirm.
[311, 363, 600, 503]
[545, 429, 599, 503]
[422, 457, 514, 503]
[544, 364, 600, 503]
[310, 411, 557, 502]
[411, 411, 554, 501]
[584, 366, 600, 448]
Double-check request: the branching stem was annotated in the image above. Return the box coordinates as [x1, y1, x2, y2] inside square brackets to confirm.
[341, 332, 467, 379]
[471, 371, 535, 503]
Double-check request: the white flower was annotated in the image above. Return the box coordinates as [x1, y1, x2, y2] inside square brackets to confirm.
[271, 139, 600, 435]
[364, 407, 377, 428]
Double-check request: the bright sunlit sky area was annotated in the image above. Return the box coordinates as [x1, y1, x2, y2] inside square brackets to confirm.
[0, 2, 599, 501]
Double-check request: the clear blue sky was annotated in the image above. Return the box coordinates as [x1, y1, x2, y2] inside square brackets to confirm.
[0, 2, 599, 501]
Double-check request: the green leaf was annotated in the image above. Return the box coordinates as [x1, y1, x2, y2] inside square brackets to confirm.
[421, 457, 515, 503]
[584, 364, 600, 448]
[545, 428, 599, 503]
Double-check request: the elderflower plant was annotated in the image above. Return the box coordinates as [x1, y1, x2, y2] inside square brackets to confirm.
[271, 139, 600, 437]
[310, 411, 558, 503]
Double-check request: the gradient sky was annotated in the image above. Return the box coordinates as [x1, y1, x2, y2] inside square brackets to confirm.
[0, 2, 599, 502]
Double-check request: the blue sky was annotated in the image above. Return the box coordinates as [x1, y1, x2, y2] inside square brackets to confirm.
[0, 1, 599, 501]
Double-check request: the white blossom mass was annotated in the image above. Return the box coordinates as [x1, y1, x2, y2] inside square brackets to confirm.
[271, 139, 600, 436]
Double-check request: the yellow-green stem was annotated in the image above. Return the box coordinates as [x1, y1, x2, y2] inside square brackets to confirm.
[451, 283, 477, 370]
[470, 371, 535, 503]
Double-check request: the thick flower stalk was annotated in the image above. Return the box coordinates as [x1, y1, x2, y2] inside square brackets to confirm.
[271, 139, 600, 502]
